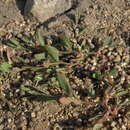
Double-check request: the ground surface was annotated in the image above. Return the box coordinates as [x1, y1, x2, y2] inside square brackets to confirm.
[0, 0, 130, 130]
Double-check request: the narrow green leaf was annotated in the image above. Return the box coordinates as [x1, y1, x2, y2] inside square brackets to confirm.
[126, 84, 130, 89]
[13, 56, 27, 63]
[80, 39, 86, 49]
[36, 95, 56, 101]
[21, 35, 32, 43]
[37, 33, 45, 46]
[110, 41, 118, 47]
[108, 69, 118, 76]
[62, 37, 72, 50]
[21, 86, 42, 95]
[18, 66, 42, 71]
[44, 45, 60, 61]
[57, 72, 72, 96]
[117, 91, 128, 97]
[102, 37, 112, 46]
[21, 86, 56, 101]
[75, 11, 80, 24]
[0, 62, 12, 72]
[34, 53, 46, 60]
[79, 28, 86, 36]
[10, 38, 21, 47]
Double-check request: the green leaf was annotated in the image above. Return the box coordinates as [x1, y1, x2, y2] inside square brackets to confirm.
[110, 41, 118, 47]
[57, 72, 72, 96]
[21, 86, 42, 95]
[79, 28, 86, 36]
[126, 84, 130, 89]
[117, 91, 128, 97]
[44, 45, 60, 61]
[108, 69, 118, 76]
[21, 86, 56, 101]
[34, 53, 46, 60]
[80, 39, 86, 49]
[102, 37, 118, 47]
[34, 74, 43, 82]
[88, 88, 96, 97]
[0, 62, 12, 72]
[102, 37, 112, 46]
[92, 72, 102, 80]
[21, 35, 32, 43]
[10, 38, 21, 47]
[37, 33, 45, 46]
[62, 37, 72, 50]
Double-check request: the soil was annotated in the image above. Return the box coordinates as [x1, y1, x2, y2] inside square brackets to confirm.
[0, 0, 130, 130]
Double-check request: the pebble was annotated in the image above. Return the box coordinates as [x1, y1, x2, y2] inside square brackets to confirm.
[53, 123, 62, 130]
[73, 112, 79, 117]
[111, 121, 117, 127]
[31, 112, 36, 118]
[121, 125, 126, 130]
[77, 118, 82, 126]
[119, 118, 122, 124]
[35, 105, 41, 111]
[112, 127, 118, 130]
[117, 47, 123, 56]
[8, 118, 12, 123]
[114, 55, 121, 62]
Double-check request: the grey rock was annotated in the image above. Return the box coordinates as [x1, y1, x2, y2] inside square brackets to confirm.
[24, 0, 73, 22]
[0, 1, 23, 27]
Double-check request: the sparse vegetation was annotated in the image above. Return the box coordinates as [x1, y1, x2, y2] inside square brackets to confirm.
[0, 32, 129, 129]
[0, 0, 129, 129]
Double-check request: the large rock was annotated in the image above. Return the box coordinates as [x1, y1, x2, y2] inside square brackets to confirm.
[24, 0, 73, 22]
[0, 1, 23, 27]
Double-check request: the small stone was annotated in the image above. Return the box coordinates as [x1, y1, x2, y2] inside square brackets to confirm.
[114, 55, 121, 62]
[112, 127, 118, 130]
[31, 112, 36, 118]
[119, 118, 122, 123]
[35, 105, 41, 111]
[73, 112, 79, 117]
[77, 118, 82, 126]
[8, 118, 12, 123]
[111, 121, 117, 127]
[121, 125, 126, 130]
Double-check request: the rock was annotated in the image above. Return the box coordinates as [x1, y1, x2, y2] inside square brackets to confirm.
[24, 0, 73, 22]
[0, 1, 23, 27]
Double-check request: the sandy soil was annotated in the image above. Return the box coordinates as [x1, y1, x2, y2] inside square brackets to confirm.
[0, 0, 129, 130]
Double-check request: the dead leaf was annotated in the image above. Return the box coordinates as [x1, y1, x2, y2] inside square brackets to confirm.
[59, 97, 82, 105]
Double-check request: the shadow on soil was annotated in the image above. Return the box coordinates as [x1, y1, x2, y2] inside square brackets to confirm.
[15, 0, 33, 14]
[121, 31, 130, 46]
